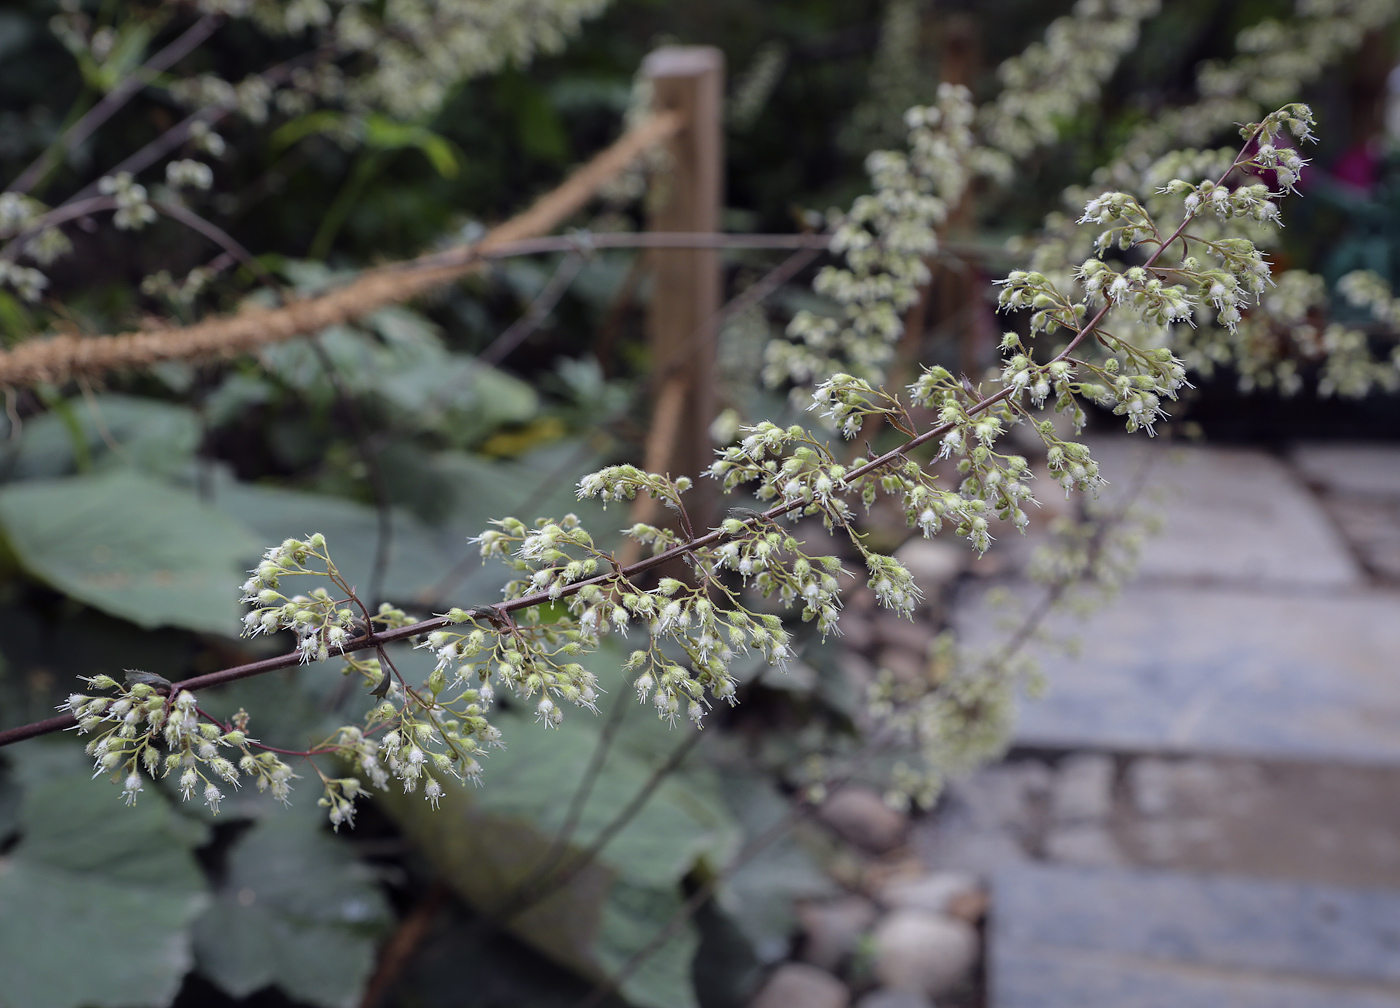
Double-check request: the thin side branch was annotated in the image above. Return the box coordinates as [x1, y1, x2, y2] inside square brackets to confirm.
[6, 14, 224, 195]
[476, 250, 585, 367]
[152, 201, 281, 292]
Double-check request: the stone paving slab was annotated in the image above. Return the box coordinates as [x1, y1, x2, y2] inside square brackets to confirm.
[990, 863, 1400, 1008]
[956, 584, 1400, 766]
[994, 944, 1400, 1008]
[1088, 438, 1361, 588]
[1291, 443, 1400, 499]
[1323, 496, 1400, 582]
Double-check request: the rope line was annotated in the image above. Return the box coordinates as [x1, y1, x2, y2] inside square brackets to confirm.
[0, 110, 683, 388]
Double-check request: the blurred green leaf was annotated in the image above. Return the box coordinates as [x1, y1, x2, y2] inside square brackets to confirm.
[210, 476, 461, 603]
[6, 394, 200, 480]
[380, 646, 739, 1008]
[91, 20, 155, 91]
[363, 114, 461, 177]
[497, 71, 570, 164]
[270, 109, 349, 150]
[0, 469, 260, 634]
[0, 288, 33, 342]
[715, 775, 834, 963]
[193, 807, 392, 1008]
[203, 371, 273, 429]
[375, 354, 540, 440]
[271, 111, 461, 176]
[259, 324, 384, 394]
[0, 760, 208, 1008]
[366, 305, 444, 362]
[430, 441, 607, 529]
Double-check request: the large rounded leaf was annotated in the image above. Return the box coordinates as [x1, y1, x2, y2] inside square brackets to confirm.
[7, 394, 200, 481]
[0, 469, 261, 635]
[210, 478, 456, 603]
[0, 756, 209, 1008]
[193, 807, 392, 1008]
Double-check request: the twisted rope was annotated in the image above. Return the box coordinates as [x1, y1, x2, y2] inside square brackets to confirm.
[0, 110, 682, 388]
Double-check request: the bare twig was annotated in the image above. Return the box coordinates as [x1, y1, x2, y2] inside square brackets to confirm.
[6, 14, 224, 195]
[61, 50, 325, 208]
[152, 201, 282, 293]
[477, 250, 585, 368]
[532, 690, 633, 872]
[306, 339, 394, 611]
[494, 727, 702, 925]
[358, 882, 449, 1008]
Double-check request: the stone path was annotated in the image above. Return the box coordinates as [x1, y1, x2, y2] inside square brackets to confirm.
[933, 438, 1400, 1007]
[991, 864, 1400, 1008]
[965, 585, 1400, 765]
[1089, 439, 1363, 589]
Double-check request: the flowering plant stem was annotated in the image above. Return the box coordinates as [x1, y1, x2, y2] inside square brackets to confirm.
[0, 119, 1261, 753]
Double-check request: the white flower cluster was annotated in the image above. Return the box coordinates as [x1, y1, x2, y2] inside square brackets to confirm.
[193, 0, 609, 120]
[0, 189, 72, 300]
[980, 0, 1161, 162]
[243, 534, 498, 821]
[240, 535, 361, 663]
[65, 677, 295, 814]
[165, 159, 214, 190]
[475, 512, 609, 601]
[995, 270, 1087, 335]
[0, 259, 48, 302]
[1018, 7, 1393, 400]
[811, 373, 909, 441]
[423, 612, 600, 728]
[767, 0, 1170, 395]
[97, 172, 157, 230]
[1319, 270, 1400, 396]
[370, 711, 490, 809]
[710, 420, 855, 525]
[141, 266, 216, 307]
[616, 601, 778, 724]
[997, 265, 1194, 433]
[1079, 261, 1195, 327]
[1076, 191, 1160, 253]
[0, 192, 43, 240]
[766, 85, 976, 389]
[978, 109, 1311, 450]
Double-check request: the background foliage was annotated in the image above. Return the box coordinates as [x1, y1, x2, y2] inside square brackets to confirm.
[1, 2, 1398, 1007]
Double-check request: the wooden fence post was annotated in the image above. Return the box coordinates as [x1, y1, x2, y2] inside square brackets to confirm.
[641, 45, 724, 534]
